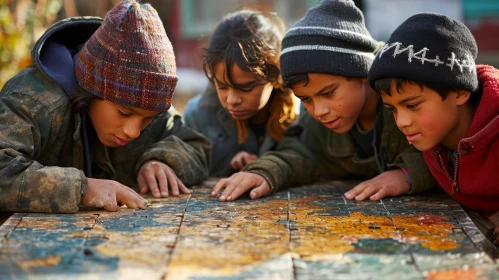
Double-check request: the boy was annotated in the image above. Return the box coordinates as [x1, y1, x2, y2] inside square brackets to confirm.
[211, 0, 436, 202]
[368, 13, 499, 244]
[0, 0, 211, 213]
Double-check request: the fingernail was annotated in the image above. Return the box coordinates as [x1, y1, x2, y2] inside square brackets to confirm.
[161, 192, 168, 197]
[227, 196, 232, 201]
[219, 196, 225, 200]
[250, 192, 256, 199]
[174, 192, 179, 196]
[355, 195, 363, 200]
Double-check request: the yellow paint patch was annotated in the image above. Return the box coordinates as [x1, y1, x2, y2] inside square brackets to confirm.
[166, 199, 290, 280]
[17, 218, 62, 230]
[18, 256, 61, 269]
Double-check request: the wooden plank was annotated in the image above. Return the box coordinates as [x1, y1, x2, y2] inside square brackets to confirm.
[0, 195, 189, 279]
[165, 178, 294, 280]
[0, 179, 497, 279]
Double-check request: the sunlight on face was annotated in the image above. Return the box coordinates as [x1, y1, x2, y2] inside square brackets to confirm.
[292, 74, 366, 134]
[87, 99, 160, 147]
[213, 62, 272, 121]
[381, 81, 461, 151]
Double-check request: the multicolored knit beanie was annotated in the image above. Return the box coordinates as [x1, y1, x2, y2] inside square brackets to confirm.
[74, 0, 177, 112]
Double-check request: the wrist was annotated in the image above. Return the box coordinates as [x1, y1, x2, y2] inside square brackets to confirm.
[400, 167, 412, 193]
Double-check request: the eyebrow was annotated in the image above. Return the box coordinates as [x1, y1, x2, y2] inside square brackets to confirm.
[294, 83, 337, 98]
[383, 96, 421, 107]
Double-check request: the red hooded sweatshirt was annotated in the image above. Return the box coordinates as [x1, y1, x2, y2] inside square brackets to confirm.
[423, 65, 499, 214]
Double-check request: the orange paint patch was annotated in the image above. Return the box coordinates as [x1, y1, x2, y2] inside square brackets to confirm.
[17, 218, 62, 231]
[426, 268, 486, 280]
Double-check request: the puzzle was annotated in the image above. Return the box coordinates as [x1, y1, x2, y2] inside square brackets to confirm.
[0, 179, 498, 279]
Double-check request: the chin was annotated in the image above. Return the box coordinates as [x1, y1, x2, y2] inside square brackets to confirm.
[412, 142, 433, 152]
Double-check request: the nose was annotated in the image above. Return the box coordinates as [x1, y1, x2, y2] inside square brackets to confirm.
[313, 101, 329, 120]
[394, 110, 412, 130]
[226, 88, 242, 106]
[123, 118, 141, 140]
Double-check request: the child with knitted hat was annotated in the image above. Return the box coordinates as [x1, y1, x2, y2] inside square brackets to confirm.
[183, 10, 297, 177]
[211, 0, 436, 202]
[368, 13, 499, 244]
[0, 0, 211, 213]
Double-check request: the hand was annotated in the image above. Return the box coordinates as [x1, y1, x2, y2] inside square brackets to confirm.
[211, 172, 270, 202]
[230, 151, 258, 171]
[488, 211, 499, 245]
[137, 160, 190, 198]
[344, 169, 410, 201]
[82, 178, 148, 211]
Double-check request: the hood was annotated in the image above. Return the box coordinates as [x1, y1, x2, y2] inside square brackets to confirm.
[31, 17, 102, 96]
[468, 65, 499, 137]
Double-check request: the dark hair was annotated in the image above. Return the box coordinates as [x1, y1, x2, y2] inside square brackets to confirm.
[70, 85, 99, 113]
[283, 73, 356, 89]
[374, 77, 481, 105]
[283, 73, 309, 88]
[203, 10, 285, 88]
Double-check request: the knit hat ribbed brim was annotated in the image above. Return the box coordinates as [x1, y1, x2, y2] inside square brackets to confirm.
[280, 0, 379, 81]
[368, 13, 478, 93]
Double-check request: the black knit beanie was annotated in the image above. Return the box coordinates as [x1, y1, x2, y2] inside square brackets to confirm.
[368, 13, 479, 93]
[280, 0, 379, 82]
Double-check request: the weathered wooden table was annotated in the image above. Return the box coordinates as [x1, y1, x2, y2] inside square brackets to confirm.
[1, 179, 498, 279]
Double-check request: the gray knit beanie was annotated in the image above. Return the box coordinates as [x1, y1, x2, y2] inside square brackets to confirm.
[280, 0, 379, 82]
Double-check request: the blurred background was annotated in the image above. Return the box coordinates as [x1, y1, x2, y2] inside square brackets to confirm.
[1, 0, 498, 113]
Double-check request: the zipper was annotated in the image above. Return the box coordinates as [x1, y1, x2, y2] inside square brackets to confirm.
[435, 149, 460, 194]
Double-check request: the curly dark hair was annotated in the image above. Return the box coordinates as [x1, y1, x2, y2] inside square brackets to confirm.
[202, 10, 285, 88]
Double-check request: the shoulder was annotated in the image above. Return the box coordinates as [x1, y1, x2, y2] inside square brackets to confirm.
[1, 66, 70, 113]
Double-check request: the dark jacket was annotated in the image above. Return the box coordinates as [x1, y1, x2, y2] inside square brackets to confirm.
[183, 84, 276, 176]
[0, 17, 211, 213]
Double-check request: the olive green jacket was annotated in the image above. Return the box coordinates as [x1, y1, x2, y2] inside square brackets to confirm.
[243, 109, 437, 194]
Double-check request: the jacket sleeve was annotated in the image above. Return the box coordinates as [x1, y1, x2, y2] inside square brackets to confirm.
[135, 112, 211, 186]
[0, 92, 87, 213]
[388, 145, 438, 194]
[182, 99, 202, 132]
[242, 113, 345, 193]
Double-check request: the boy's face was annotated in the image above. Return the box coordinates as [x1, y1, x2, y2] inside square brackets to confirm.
[214, 62, 272, 121]
[381, 80, 468, 151]
[292, 73, 367, 133]
[88, 99, 160, 147]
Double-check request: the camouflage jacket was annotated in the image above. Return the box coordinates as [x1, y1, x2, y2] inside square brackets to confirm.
[0, 18, 211, 213]
[243, 108, 437, 194]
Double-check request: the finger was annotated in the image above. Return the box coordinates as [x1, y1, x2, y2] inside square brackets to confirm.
[103, 193, 119, 212]
[137, 173, 149, 194]
[488, 212, 499, 225]
[224, 180, 252, 202]
[344, 182, 369, 200]
[369, 188, 387, 201]
[156, 169, 169, 197]
[116, 185, 148, 210]
[120, 183, 148, 203]
[163, 168, 180, 196]
[231, 157, 244, 171]
[211, 179, 228, 196]
[249, 183, 270, 200]
[355, 185, 380, 201]
[246, 154, 258, 165]
[176, 178, 190, 194]
[144, 169, 160, 198]
[220, 182, 239, 202]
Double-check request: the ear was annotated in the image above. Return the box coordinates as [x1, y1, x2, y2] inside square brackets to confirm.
[454, 90, 471, 106]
